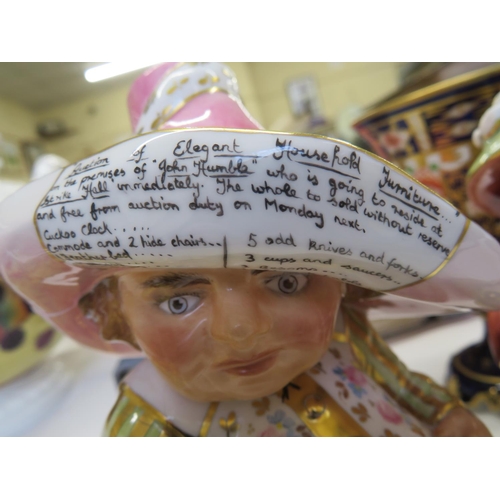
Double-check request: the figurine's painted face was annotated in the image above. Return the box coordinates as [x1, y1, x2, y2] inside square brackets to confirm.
[116, 269, 342, 401]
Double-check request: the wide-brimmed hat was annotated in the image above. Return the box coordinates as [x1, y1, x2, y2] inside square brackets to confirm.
[1, 62, 500, 354]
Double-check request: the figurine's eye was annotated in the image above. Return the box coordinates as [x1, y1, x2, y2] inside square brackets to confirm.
[159, 295, 201, 315]
[266, 273, 308, 295]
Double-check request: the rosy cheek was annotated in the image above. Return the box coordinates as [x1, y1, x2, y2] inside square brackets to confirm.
[133, 313, 208, 368]
[272, 303, 336, 347]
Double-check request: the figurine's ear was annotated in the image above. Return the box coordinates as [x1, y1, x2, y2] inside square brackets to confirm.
[79, 277, 141, 351]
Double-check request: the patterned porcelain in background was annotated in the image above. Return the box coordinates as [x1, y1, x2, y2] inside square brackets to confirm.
[353, 65, 500, 241]
[0, 153, 68, 386]
[0, 278, 60, 385]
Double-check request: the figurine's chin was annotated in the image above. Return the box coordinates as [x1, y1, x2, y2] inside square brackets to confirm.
[168, 350, 327, 403]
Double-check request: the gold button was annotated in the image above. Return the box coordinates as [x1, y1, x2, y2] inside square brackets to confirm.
[303, 394, 326, 420]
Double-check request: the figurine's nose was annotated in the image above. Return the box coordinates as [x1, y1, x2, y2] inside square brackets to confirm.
[209, 291, 272, 350]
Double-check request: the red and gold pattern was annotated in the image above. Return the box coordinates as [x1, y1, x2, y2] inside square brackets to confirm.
[354, 65, 500, 241]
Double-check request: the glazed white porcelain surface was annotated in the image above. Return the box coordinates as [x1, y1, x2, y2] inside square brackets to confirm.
[33, 129, 468, 292]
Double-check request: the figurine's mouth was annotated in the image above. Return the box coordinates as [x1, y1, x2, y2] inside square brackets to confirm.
[218, 351, 278, 376]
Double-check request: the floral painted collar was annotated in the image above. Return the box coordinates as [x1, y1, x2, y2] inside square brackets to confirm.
[105, 340, 431, 437]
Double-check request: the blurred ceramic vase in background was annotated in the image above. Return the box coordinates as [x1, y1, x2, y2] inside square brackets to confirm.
[0, 272, 77, 437]
[0, 154, 68, 426]
[353, 64, 500, 241]
[0, 277, 60, 386]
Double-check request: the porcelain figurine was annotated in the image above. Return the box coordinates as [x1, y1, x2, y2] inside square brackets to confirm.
[1, 63, 498, 437]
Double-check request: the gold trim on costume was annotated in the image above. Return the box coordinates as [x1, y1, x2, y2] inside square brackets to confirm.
[281, 372, 369, 437]
[105, 388, 130, 436]
[331, 331, 349, 343]
[106, 384, 187, 437]
[343, 307, 461, 425]
[120, 384, 167, 422]
[129, 417, 156, 437]
[199, 402, 219, 437]
[108, 400, 137, 437]
[433, 398, 466, 422]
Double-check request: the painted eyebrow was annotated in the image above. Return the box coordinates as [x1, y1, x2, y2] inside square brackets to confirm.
[141, 273, 211, 289]
[251, 270, 266, 275]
